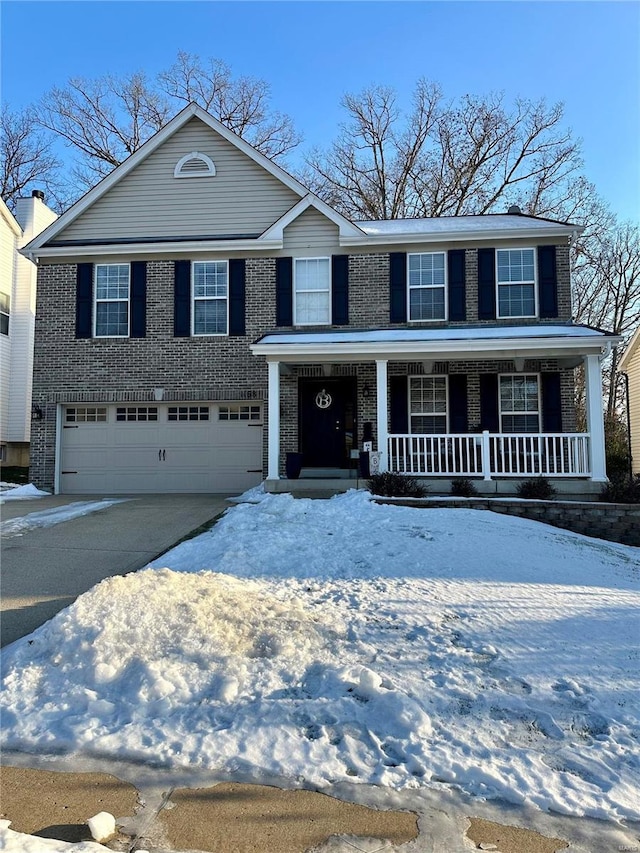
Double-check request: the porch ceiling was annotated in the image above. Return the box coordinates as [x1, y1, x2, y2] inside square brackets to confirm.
[251, 324, 621, 364]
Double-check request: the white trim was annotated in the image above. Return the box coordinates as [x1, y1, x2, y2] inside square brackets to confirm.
[585, 354, 607, 481]
[408, 374, 449, 433]
[376, 359, 388, 472]
[619, 325, 640, 371]
[496, 247, 538, 320]
[54, 403, 62, 495]
[259, 194, 364, 242]
[93, 263, 130, 338]
[26, 237, 284, 260]
[268, 361, 280, 479]
[0, 198, 22, 237]
[191, 259, 229, 337]
[174, 151, 216, 178]
[293, 256, 331, 326]
[498, 373, 541, 433]
[407, 251, 448, 322]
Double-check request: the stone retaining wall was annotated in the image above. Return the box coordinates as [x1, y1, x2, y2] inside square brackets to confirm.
[378, 498, 640, 547]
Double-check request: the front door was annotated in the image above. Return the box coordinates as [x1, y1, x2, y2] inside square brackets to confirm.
[299, 378, 356, 468]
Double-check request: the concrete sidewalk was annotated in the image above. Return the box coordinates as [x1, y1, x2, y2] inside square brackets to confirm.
[1, 493, 231, 647]
[0, 764, 577, 853]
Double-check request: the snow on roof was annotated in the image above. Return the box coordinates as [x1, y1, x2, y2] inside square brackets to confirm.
[354, 214, 577, 237]
[256, 325, 609, 347]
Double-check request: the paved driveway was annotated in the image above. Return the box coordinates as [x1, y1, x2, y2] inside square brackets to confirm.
[1, 494, 232, 647]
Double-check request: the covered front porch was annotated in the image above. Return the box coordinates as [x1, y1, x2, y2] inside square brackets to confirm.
[251, 325, 619, 497]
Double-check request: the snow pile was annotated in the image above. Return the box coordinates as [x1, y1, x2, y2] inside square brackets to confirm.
[0, 483, 50, 500]
[0, 821, 108, 852]
[1, 491, 639, 823]
[1, 499, 129, 537]
[86, 811, 115, 842]
[227, 482, 269, 504]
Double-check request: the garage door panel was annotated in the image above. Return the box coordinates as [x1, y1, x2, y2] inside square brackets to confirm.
[114, 426, 163, 446]
[60, 403, 263, 494]
[62, 425, 112, 448]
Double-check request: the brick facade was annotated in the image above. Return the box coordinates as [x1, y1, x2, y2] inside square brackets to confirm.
[31, 243, 579, 489]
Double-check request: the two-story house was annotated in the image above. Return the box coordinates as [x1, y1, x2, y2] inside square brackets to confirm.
[22, 103, 618, 497]
[1, 192, 57, 468]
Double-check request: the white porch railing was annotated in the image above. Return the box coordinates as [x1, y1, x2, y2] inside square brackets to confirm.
[388, 432, 591, 479]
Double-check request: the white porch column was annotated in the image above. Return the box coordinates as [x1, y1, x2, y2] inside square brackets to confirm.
[267, 360, 280, 480]
[376, 359, 389, 472]
[585, 354, 607, 481]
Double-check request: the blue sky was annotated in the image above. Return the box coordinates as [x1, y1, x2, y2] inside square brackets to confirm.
[1, 1, 639, 221]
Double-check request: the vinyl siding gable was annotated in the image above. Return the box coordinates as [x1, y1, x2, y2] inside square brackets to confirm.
[54, 117, 302, 244]
[282, 207, 340, 252]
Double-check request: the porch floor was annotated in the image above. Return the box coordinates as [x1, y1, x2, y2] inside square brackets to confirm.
[265, 477, 604, 501]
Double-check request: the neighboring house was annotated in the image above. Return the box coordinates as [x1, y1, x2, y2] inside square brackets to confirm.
[0, 193, 57, 468]
[619, 326, 640, 476]
[22, 103, 620, 497]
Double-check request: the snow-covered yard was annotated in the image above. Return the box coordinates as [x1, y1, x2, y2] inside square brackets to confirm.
[1, 489, 639, 827]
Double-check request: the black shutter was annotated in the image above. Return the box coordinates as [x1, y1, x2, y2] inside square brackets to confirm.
[75, 263, 93, 339]
[174, 260, 191, 337]
[331, 255, 349, 326]
[276, 257, 293, 326]
[447, 250, 466, 321]
[541, 372, 563, 432]
[477, 248, 496, 320]
[538, 246, 558, 318]
[479, 374, 499, 432]
[130, 261, 147, 338]
[389, 375, 409, 433]
[229, 259, 246, 336]
[449, 374, 468, 433]
[390, 252, 407, 323]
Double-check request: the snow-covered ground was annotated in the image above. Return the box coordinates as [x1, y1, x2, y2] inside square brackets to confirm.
[1, 490, 639, 831]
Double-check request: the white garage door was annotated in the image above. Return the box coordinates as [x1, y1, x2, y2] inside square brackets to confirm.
[60, 403, 263, 494]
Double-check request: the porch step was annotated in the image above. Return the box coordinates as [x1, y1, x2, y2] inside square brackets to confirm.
[300, 468, 358, 480]
[266, 477, 367, 495]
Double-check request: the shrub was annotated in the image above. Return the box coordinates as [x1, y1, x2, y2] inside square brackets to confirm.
[367, 472, 428, 498]
[516, 477, 557, 500]
[606, 452, 632, 481]
[450, 478, 479, 497]
[599, 474, 640, 503]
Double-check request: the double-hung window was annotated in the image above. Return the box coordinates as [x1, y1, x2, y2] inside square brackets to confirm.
[409, 376, 448, 433]
[294, 258, 331, 325]
[95, 264, 130, 337]
[408, 253, 446, 321]
[193, 261, 228, 335]
[497, 248, 536, 318]
[499, 374, 540, 433]
[0, 292, 9, 335]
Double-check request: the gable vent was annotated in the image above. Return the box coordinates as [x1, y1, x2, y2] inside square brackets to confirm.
[174, 151, 216, 179]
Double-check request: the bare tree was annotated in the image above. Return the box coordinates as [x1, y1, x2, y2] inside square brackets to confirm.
[158, 51, 300, 160]
[0, 106, 67, 212]
[38, 73, 171, 190]
[304, 81, 585, 221]
[36, 54, 301, 196]
[573, 221, 640, 417]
